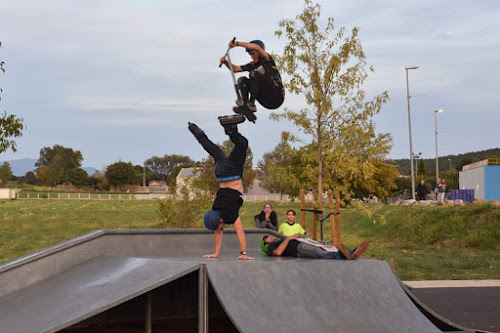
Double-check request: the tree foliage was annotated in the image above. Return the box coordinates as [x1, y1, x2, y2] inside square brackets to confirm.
[193, 139, 255, 194]
[66, 168, 88, 188]
[105, 161, 138, 189]
[0, 41, 24, 154]
[35, 145, 84, 186]
[145, 154, 194, 183]
[271, 0, 393, 202]
[0, 161, 12, 187]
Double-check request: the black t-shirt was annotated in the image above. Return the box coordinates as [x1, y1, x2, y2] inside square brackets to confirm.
[241, 54, 283, 91]
[266, 239, 299, 257]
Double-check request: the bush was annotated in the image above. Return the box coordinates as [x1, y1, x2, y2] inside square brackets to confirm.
[158, 183, 213, 228]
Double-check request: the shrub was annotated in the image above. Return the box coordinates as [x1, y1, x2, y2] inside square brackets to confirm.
[158, 182, 213, 228]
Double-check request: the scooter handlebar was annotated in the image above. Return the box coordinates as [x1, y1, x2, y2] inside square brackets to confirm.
[219, 37, 237, 67]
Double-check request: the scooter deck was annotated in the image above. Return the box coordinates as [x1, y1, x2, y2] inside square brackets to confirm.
[233, 105, 257, 123]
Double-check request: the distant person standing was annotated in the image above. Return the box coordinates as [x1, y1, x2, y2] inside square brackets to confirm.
[436, 178, 445, 202]
[416, 179, 429, 201]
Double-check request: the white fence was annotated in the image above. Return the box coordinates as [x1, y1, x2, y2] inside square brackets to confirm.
[15, 192, 297, 202]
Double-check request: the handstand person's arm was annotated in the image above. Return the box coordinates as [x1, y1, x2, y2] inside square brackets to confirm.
[233, 218, 254, 260]
[203, 223, 224, 258]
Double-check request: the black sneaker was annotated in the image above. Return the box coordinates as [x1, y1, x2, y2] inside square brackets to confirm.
[218, 114, 246, 126]
[218, 114, 246, 135]
[247, 101, 257, 113]
[188, 122, 205, 139]
[235, 98, 245, 107]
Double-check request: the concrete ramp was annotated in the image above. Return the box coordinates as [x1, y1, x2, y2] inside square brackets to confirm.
[207, 260, 444, 333]
[0, 256, 199, 333]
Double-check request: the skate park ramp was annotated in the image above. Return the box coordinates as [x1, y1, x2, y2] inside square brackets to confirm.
[0, 229, 486, 333]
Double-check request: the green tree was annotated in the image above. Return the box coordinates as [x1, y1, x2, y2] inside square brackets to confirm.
[105, 161, 138, 190]
[66, 168, 88, 188]
[257, 134, 304, 199]
[0, 161, 12, 187]
[193, 140, 255, 193]
[417, 158, 427, 176]
[0, 42, 24, 154]
[145, 154, 194, 183]
[35, 145, 84, 186]
[273, 0, 391, 205]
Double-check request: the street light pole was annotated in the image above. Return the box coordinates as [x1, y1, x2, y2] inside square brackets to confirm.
[435, 108, 443, 184]
[448, 158, 452, 171]
[406, 65, 419, 200]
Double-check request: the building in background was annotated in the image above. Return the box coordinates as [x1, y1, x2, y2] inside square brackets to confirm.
[459, 159, 500, 201]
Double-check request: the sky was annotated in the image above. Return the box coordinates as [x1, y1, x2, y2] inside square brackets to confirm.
[1, 0, 499, 172]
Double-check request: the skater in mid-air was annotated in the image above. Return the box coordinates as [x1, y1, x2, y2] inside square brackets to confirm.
[188, 114, 254, 260]
[219, 39, 285, 116]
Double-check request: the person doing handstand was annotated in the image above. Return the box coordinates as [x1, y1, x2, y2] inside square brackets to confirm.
[188, 114, 254, 260]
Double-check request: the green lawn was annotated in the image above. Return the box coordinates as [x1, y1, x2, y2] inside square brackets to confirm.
[1, 199, 499, 281]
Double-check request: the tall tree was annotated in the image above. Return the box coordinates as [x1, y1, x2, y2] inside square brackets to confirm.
[0, 161, 12, 187]
[66, 168, 88, 188]
[257, 133, 304, 198]
[0, 41, 24, 154]
[145, 154, 194, 183]
[105, 161, 138, 190]
[35, 145, 84, 186]
[193, 139, 255, 193]
[273, 0, 391, 205]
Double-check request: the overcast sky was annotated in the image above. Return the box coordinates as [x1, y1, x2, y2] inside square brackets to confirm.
[1, 0, 499, 171]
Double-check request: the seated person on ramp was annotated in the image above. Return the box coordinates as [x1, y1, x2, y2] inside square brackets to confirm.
[255, 202, 278, 231]
[261, 234, 369, 260]
[220, 39, 285, 115]
[188, 114, 254, 260]
[278, 209, 305, 236]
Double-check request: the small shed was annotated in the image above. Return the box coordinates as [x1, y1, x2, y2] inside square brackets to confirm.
[459, 159, 500, 201]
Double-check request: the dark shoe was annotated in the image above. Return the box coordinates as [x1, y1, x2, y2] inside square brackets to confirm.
[235, 98, 245, 107]
[351, 240, 369, 260]
[218, 114, 246, 135]
[247, 100, 257, 112]
[235, 105, 257, 123]
[188, 122, 205, 139]
[338, 243, 352, 260]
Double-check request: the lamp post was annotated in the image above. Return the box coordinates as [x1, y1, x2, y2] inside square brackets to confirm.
[413, 152, 422, 178]
[448, 158, 452, 171]
[434, 108, 443, 184]
[406, 65, 419, 200]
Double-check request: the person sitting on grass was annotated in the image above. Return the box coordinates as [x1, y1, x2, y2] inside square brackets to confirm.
[278, 209, 305, 236]
[261, 234, 369, 260]
[255, 202, 278, 231]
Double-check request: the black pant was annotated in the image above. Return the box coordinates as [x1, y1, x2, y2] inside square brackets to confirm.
[238, 74, 284, 109]
[196, 132, 248, 179]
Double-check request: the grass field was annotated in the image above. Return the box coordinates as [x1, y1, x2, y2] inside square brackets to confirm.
[0, 199, 499, 281]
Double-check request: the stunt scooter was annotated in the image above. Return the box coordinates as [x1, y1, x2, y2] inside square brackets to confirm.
[219, 37, 257, 123]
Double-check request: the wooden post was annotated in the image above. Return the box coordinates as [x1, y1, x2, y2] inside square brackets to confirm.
[335, 190, 341, 245]
[300, 188, 306, 230]
[328, 189, 336, 245]
[312, 190, 318, 241]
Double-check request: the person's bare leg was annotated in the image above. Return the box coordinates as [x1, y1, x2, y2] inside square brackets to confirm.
[203, 222, 224, 259]
[351, 240, 369, 260]
[233, 217, 254, 260]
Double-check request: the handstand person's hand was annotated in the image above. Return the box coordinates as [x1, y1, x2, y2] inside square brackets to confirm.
[203, 253, 219, 259]
[238, 254, 255, 261]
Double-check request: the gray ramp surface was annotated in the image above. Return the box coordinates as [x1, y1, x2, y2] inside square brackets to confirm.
[0, 256, 199, 333]
[206, 259, 442, 333]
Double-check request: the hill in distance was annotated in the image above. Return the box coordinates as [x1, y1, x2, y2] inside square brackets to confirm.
[0, 158, 98, 177]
